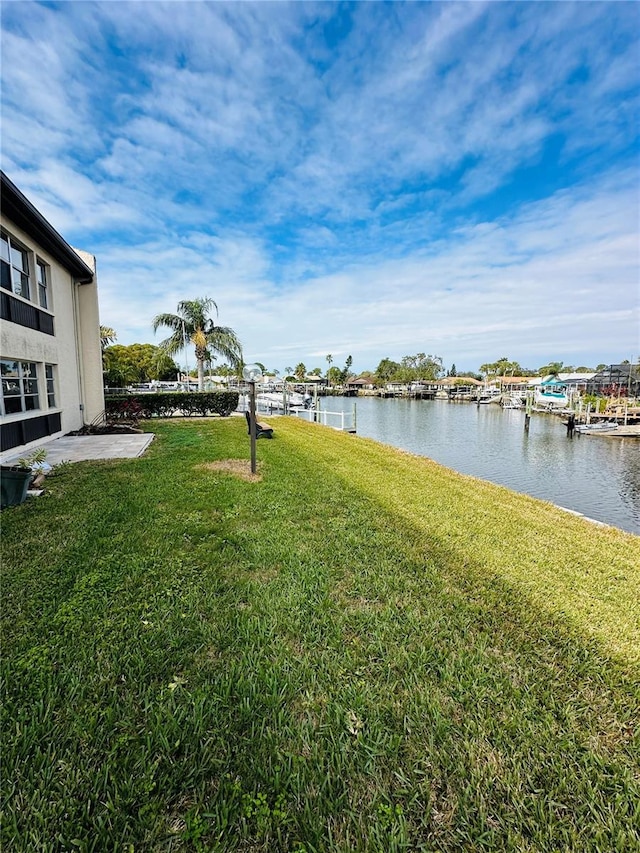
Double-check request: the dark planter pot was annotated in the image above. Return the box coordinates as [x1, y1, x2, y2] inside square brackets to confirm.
[0, 466, 33, 509]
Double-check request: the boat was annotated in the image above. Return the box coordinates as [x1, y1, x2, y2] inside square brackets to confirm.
[256, 390, 307, 413]
[478, 386, 502, 404]
[534, 377, 569, 410]
[501, 394, 523, 410]
[575, 421, 619, 434]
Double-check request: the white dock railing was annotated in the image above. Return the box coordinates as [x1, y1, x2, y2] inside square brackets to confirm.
[294, 407, 356, 432]
[237, 392, 357, 432]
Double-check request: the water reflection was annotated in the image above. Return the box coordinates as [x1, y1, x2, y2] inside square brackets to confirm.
[321, 397, 639, 534]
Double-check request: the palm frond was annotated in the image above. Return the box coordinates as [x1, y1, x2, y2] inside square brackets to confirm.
[205, 327, 242, 366]
[176, 298, 218, 325]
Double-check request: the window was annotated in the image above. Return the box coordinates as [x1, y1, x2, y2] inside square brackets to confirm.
[1, 231, 31, 300]
[37, 260, 49, 309]
[1, 360, 39, 415]
[45, 364, 56, 407]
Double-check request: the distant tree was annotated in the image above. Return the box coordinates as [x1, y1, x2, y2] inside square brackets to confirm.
[397, 353, 443, 382]
[153, 347, 180, 380]
[415, 353, 444, 381]
[326, 354, 333, 386]
[401, 355, 418, 371]
[327, 366, 342, 385]
[375, 358, 402, 383]
[479, 357, 525, 378]
[340, 355, 353, 383]
[538, 361, 563, 377]
[309, 367, 322, 376]
[492, 357, 522, 376]
[215, 363, 238, 381]
[448, 363, 457, 377]
[294, 363, 307, 381]
[103, 343, 179, 386]
[152, 298, 242, 391]
[103, 351, 137, 388]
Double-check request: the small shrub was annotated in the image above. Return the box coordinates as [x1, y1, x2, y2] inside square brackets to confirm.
[582, 394, 607, 413]
[16, 448, 48, 469]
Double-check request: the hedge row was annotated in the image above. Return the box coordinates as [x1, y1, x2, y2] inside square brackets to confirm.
[105, 392, 240, 420]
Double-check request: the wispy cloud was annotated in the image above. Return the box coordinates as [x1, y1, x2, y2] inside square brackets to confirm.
[1, 0, 638, 371]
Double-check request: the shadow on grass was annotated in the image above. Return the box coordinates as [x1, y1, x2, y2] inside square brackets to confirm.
[1, 418, 638, 852]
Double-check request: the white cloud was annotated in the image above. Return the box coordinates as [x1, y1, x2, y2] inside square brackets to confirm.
[1, 1, 637, 372]
[89, 167, 638, 372]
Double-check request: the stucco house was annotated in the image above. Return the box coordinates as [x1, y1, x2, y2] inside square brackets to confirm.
[1, 171, 104, 456]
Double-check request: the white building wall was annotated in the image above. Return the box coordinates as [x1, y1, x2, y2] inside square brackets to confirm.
[73, 249, 104, 425]
[1, 215, 104, 457]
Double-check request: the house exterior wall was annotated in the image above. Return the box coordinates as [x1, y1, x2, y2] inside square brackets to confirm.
[73, 249, 104, 424]
[1, 197, 104, 458]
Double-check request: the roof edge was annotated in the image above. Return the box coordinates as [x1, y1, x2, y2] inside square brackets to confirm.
[1, 171, 94, 283]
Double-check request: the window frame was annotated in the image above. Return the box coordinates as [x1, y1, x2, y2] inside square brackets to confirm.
[36, 259, 50, 309]
[1, 360, 40, 416]
[1, 230, 31, 301]
[45, 363, 56, 408]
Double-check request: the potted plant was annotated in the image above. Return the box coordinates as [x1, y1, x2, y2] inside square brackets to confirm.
[0, 448, 48, 509]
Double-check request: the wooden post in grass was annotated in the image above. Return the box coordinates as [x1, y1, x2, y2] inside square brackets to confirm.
[249, 381, 257, 474]
[242, 364, 263, 474]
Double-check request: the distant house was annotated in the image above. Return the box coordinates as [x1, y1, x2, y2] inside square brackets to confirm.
[436, 376, 483, 389]
[1, 172, 104, 456]
[492, 376, 532, 393]
[526, 373, 595, 393]
[557, 373, 595, 393]
[585, 365, 639, 397]
[346, 377, 375, 391]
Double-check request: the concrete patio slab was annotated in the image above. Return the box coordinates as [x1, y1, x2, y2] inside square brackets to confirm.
[1, 433, 154, 466]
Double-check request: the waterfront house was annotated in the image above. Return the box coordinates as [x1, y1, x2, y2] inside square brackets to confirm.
[493, 376, 531, 394]
[346, 377, 375, 392]
[1, 172, 104, 456]
[587, 365, 638, 398]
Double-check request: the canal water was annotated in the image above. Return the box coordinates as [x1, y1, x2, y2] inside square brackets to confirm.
[319, 396, 639, 535]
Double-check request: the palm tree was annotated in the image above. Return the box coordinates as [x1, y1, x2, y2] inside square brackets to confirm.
[538, 361, 563, 377]
[100, 325, 117, 352]
[326, 354, 333, 387]
[152, 298, 242, 391]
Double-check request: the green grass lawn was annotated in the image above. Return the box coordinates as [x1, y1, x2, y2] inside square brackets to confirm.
[2, 417, 639, 852]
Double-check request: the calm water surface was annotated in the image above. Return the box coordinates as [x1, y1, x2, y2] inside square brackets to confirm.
[321, 397, 639, 535]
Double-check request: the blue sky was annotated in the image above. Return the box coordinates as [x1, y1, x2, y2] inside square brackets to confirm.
[2, 1, 638, 374]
